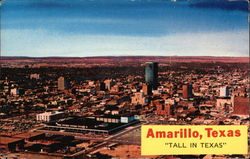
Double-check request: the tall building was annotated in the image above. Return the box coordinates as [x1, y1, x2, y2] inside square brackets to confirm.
[145, 62, 158, 90]
[58, 76, 69, 90]
[10, 88, 19, 96]
[104, 79, 115, 91]
[142, 83, 152, 95]
[220, 86, 229, 97]
[182, 84, 193, 99]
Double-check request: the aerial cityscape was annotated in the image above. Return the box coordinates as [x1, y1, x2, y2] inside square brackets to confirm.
[0, 56, 249, 158]
[0, 0, 249, 158]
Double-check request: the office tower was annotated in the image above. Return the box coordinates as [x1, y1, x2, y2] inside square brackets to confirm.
[145, 62, 158, 90]
[10, 88, 19, 96]
[142, 83, 152, 95]
[104, 79, 115, 91]
[58, 76, 69, 90]
[220, 86, 229, 97]
[182, 84, 193, 99]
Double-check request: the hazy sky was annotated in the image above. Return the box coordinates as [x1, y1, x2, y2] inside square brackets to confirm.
[1, 0, 249, 57]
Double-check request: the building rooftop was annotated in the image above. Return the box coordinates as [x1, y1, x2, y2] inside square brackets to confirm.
[37, 111, 64, 116]
[13, 132, 45, 139]
[57, 117, 130, 131]
[233, 96, 249, 115]
[0, 136, 24, 145]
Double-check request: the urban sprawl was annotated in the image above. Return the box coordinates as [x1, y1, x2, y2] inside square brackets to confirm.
[0, 60, 249, 159]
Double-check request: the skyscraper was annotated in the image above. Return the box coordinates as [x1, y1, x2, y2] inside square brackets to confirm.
[145, 62, 158, 90]
[104, 79, 115, 91]
[220, 86, 229, 97]
[58, 76, 69, 90]
[182, 84, 193, 99]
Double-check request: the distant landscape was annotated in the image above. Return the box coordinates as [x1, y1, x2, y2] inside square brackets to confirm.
[0, 56, 248, 68]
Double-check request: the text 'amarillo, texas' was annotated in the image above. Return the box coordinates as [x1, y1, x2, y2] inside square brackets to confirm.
[141, 125, 248, 155]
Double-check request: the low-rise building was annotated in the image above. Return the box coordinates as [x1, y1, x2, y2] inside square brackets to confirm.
[36, 111, 65, 122]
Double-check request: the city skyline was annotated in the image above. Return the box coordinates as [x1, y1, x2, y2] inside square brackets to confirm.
[1, 0, 249, 57]
[1, 59, 249, 158]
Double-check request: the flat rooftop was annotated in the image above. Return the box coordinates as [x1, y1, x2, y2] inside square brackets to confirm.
[37, 111, 64, 116]
[57, 117, 126, 131]
[13, 132, 45, 139]
[0, 136, 24, 145]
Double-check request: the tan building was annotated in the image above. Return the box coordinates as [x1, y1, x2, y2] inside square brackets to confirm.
[36, 111, 65, 122]
[58, 76, 69, 90]
[104, 79, 115, 90]
[131, 92, 147, 105]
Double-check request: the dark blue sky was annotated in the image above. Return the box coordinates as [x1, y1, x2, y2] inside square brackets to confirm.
[1, 0, 249, 57]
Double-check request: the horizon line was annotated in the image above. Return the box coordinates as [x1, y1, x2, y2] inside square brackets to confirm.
[0, 55, 249, 58]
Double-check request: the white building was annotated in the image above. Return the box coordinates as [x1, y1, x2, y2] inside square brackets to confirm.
[36, 111, 65, 122]
[120, 116, 135, 123]
[220, 86, 229, 97]
[10, 88, 19, 96]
